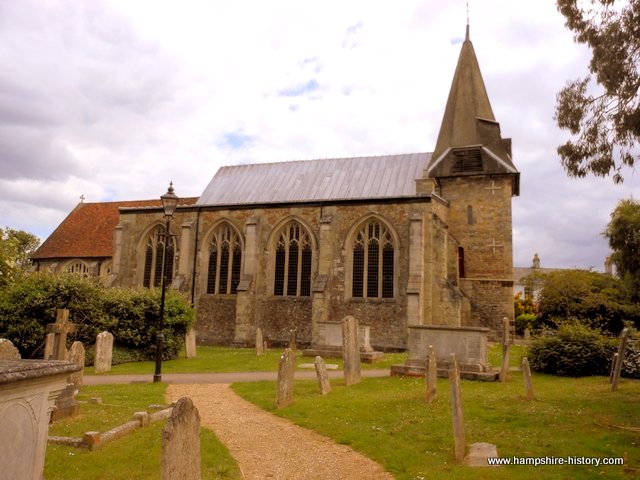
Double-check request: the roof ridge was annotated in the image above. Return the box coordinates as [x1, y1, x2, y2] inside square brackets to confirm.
[218, 152, 430, 170]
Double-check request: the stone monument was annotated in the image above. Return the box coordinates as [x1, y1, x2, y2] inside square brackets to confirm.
[0, 359, 81, 480]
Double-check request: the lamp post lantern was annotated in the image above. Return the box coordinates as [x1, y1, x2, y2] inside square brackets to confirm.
[154, 182, 178, 383]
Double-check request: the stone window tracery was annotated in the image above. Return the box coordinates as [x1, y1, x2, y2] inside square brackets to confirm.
[142, 225, 175, 288]
[206, 223, 243, 295]
[66, 260, 89, 276]
[273, 221, 312, 297]
[351, 219, 395, 298]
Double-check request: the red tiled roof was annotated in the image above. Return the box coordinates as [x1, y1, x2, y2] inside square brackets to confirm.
[32, 198, 198, 260]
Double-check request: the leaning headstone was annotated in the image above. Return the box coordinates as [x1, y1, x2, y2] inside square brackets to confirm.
[45, 309, 76, 360]
[449, 353, 466, 462]
[185, 328, 196, 359]
[68, 341, 86, 390]
[255, 328, 264, 356]
[94, 331, 114, 374]
[43, 333, 55, 360]
[0, 339, 20, 359]
[611, 327, 630, 392]
[521, 357, 535, 400]
[289, 328, 297, 352]
[425, 345, 437, 403]
[499, 317, 511, 382]
[161, 397, 201, 480]
[314, 356, 331, 395]
[342, 315, 361, 386]
[276, 348, 295, 408]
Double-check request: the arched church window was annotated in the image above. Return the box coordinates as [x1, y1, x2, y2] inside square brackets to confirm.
[206, 223, 243, 295]
[351, 219, 395, 298]
[273, 221, 312, 297]
[142, 226, 175, 288]
[66, 260, 89, 276]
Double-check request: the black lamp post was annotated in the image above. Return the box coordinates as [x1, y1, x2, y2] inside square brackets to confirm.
[154, 182, 178, 383]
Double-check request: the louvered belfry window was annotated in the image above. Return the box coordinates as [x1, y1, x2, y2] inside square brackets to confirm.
[207, 223, 243, 295]
[273, 221, 312, 297]
[142, 226, 175, 288]
[352, 219, 394, 298]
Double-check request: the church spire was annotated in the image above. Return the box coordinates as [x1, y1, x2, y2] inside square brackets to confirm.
[425, 24, 518, 194]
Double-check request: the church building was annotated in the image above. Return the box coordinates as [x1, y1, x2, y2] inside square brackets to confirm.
[34, 26, 519, 350]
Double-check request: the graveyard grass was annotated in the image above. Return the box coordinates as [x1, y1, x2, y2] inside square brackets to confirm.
[44, 383, 242, 480]
[232, 372, 640, 480]
[85, 346, 409, 374]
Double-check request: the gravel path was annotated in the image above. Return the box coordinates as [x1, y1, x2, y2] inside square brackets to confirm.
[166, 384, 394, 480]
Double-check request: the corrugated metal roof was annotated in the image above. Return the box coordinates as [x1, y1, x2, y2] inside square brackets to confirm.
[197, 153, 430, 206]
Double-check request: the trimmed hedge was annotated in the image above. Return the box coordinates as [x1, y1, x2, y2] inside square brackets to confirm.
[0, 273, 194, 361]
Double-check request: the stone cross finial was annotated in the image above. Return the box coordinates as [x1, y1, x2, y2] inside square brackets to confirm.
[45, 309, 76, 360]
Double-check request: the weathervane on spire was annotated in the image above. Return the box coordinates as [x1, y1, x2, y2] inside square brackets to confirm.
[466, 0, 470, 41]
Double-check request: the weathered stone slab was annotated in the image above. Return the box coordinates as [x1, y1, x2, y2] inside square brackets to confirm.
[0, 339, 20, 360]
[162, 397, 201, 480]
[255, 328, 264, 356]
[314, 356, 331, 395]
[499, 318, 510, 382]
[611, 328, 629, 392]
[44, 333, 55, 360]
[449, 354, 466, 462]
[521, 357, 534, 400]
[425, 345, 437, 403]
[185, 328, 197, 359]
[0, 359, 80, 479]
[342, 316, 361, 386]
[276, 348, 295, 408]
[94, 331, 114, 374]
[68, 341, 85, 390]
[466, 442, 499, 467]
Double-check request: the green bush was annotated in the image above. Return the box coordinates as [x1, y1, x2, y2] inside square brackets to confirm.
[515, 313, 538, 335]
[0, 273, 194, 361]
[528, 324, 617, 377]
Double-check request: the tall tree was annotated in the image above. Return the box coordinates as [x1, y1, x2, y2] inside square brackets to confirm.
[555, 0, 640, 183]
[0, 227, 40, 287]
[604, 198, 640, 299]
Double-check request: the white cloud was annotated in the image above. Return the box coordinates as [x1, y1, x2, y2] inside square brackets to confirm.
[0, 0, 637, 270]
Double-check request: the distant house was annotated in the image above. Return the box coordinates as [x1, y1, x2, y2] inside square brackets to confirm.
[31, 198, 197, 279]
[513, 253, 566, 300]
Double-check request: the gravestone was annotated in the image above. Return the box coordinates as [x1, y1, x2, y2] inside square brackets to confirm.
[466, 442, 499, 467]
[523, 328, 531, 343]
[449, 353, 466, 462]
[185, 329, 196, 359]
[0, 339, 20, 360]
[161, 397, 201, 480]
[289, 329, 297, 352]
[610, 328, 630, 392]
[255, 328, 264, 356]
[425, 345, 437, 403]
[45, 309, 76, 360]
[94, 331, 114, 374]
[314, 356, 331, 395]
[276, 348, 295, 408]
[499, 317, 511, 382]
[43, 333, 55, 360]
[521, 357, 534, 400]
[68, 341, 85, 390]
[342, 315, 361, 386]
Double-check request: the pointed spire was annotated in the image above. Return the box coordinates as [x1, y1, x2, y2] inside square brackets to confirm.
[425, 25, 518, 194]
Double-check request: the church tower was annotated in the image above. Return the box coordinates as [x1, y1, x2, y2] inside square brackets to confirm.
[425, 25, 519, 333]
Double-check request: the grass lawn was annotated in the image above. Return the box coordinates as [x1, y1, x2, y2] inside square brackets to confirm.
[45, 384, 242, 480]
[232, 372, 640, 480]
[85, 346, 409, 375]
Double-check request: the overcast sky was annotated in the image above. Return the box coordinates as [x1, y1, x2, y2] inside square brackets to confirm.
[0, 0, 637, 270]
